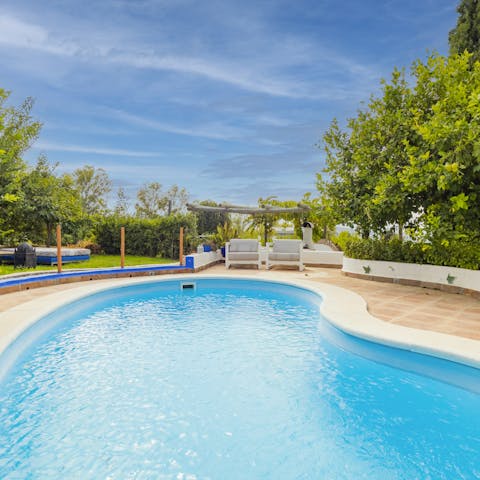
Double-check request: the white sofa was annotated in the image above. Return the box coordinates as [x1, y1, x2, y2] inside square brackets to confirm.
[266, 239, 304, 271]
[225, 239, 261, 269]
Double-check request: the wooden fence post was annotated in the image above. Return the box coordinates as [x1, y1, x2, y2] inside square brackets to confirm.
[56, 224, 62, 273]
[179, 227, 184, 266]
[120, 226, 125, 268]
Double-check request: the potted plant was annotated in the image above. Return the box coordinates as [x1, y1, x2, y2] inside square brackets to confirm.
[213, 222, 239, 257]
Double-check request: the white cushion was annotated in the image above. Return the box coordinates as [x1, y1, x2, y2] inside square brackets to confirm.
[228, 252, 260, 261]
[269, 252, 300, 261]
[229, 239, 259, 253]
[272, 240, 302, 253]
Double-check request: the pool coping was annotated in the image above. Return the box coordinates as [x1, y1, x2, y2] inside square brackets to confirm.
[0, 264, 192, 294]
[0, 272, 479, 370]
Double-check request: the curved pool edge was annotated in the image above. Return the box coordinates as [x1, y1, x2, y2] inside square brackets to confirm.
[0, 272, 479, 372]
[246, 274, 480, 370]
[311, 281, 480, 369]
[0, 264, 192, 295]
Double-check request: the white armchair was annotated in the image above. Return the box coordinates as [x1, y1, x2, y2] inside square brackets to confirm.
[225, 239, 261, 269]
[266, 239, 304, 271]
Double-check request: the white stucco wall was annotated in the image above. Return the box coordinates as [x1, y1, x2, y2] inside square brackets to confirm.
[186, 248, 344, 269]
[303, 250, 343, 266]
[185, 250, 223, 269]
[343, 257, 480, 293]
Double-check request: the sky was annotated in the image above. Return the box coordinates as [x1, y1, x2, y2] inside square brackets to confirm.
[0, 0, 457, 208]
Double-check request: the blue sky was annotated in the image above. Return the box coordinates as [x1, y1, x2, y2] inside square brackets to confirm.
[1, 0, 457, 207]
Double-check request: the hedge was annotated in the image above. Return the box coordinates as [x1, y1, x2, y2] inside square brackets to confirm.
[94, 214, 197, 258]
[344, 237, 480, 270]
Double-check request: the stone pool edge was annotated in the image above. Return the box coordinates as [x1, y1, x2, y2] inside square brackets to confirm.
[0, 272, 478, 370]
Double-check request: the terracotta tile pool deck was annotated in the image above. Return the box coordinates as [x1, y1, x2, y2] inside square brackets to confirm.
[0, 264, 479, 341]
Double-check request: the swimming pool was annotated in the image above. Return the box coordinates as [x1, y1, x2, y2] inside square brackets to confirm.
[0, 278, 479, 479]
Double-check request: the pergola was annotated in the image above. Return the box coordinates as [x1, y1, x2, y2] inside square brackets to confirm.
[186, 203, 310, 244]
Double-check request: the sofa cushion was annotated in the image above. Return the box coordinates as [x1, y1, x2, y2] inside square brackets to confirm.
[269, 252, 300, 261]
[228, 252, 259, 261]
[272, 240, 302, 253]
[229, 239, 259, 253]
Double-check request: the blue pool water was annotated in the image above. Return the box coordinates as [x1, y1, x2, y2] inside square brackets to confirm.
[0, 278, 479, 479]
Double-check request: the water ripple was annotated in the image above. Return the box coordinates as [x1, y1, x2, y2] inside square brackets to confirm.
[0, 285, 479, 479]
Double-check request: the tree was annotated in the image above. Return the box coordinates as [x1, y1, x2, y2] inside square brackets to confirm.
[135, 183, 189, 218]
[360, 69, 419, 240]
[319, 52, 480, 249]
[299, 192, 338, 240]
[403, 53, 480, 245]
[114, 187, 130, 216]
[320, 68, 416, 239]
[449, 0, 480, 63]
[320, 118, 370, 237]
[0, 88, 42, 240]
[135, 182, 168, 218]
[165, 185, 188, 215]
[19, 157, 83, 245]
[73, 165, 112, 215]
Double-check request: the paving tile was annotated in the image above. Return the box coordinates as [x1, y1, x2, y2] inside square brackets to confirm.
[369, 307, 406, 319]
[463, 306, 480, 314]
[414, 306, 463, 317]
[428, 302, 467, 312]
[456, 313, 480, 323]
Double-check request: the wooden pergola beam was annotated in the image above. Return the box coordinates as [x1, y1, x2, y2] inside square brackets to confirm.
[186, 203, 310, 215]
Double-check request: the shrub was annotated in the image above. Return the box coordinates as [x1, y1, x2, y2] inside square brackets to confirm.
[95, 214, 197, 259]
[331, 231, 358, 251]
[344, 237, 480, 270]
[422, 239, 480, 270]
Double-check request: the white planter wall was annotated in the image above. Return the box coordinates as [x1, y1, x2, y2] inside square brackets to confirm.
[303, 250, 343, 266]
[185, 250, 222, 270]
[185, 249, 344, 270]
[343, 257, 480, 293]
[261, 247, 343, 266]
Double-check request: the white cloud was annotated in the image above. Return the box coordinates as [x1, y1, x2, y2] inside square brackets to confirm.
[108, 109, 248, 140]
[202, 149, 319, 180]
[34, 141, 161, 157]
[108, 51, 315, 99]
[0, 14, 47, 46]
[0, 14, 78, 56]
[0, 13, 306, 97]
[0, 11, 378, 101]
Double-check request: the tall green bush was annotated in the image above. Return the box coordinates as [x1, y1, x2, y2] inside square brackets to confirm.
[344, 237, 480, 270]
[95, 214, 197, 259]
[330, 231, 358, 251]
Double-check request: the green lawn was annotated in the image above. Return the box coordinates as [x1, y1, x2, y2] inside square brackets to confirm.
[0, 254, 173, 276]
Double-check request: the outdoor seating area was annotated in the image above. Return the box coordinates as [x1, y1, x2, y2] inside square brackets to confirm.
[266, 239, 304, 271]
[225, 238, 304, 271]
[225, 239, 261, 269]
